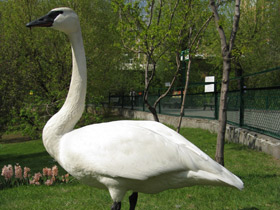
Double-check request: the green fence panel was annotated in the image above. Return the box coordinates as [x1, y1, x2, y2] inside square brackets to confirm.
[108, 67, 280, 139]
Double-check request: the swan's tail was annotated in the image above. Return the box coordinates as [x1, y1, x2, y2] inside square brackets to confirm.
[187, 165, 244, 190]
[206, 157, 244, 190]
[184, 149, 244, 190]
[218, 166, 244, 190]
[188, 157, 244, 190]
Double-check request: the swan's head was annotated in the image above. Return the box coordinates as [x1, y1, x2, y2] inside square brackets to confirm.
[26, 7, 80, 34]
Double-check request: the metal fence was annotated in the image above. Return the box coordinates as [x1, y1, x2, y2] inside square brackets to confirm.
[109, 67, 280, 139]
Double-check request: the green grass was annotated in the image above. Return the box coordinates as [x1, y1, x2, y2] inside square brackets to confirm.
[0, 127, 280, 210]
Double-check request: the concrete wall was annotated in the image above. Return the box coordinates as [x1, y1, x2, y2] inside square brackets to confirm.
[113, 108, 280, 160]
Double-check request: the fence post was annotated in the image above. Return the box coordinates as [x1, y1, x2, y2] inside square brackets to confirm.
[239, 77, 244, 127]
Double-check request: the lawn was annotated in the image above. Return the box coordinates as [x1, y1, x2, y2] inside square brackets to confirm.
[0, 125, 280, 210]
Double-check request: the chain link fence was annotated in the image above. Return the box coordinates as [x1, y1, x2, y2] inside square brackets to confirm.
[109, 67, 280, 139]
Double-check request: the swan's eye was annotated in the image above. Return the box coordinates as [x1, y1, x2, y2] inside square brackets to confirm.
[48, 11, 63, 20]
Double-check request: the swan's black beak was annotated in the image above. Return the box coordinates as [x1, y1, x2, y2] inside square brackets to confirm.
[26, 10, 63, 28]
[26, 13, 54, 28]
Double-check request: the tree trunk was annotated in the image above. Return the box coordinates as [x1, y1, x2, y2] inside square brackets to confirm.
[148, 106, 160, 122]
[177, 58, 191, 133]
[176, 15, 213, 133]
[215, 55, 231, 166]
[210, 0, 241, 166]
[143, 62, 160, 122]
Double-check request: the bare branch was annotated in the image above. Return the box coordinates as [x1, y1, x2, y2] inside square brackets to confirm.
[229, 0, 241, 52]
[157, 0, 163, 26]
[154, 52, 181, 107]
[147, 0, 155, 30]
[209, 0, 228, 56]
[189, 14, 213, 52]
[147, 63, 156, 89]
[177, 12, 213, 132]
[154, 0, 180, 49]
[177, 56, 192, 133]
[121, 38, 143, 54]
[167, 0, 180, 31]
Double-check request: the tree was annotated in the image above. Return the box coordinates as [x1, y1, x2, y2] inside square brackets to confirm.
[0, 0, 123, 137]
[204, 0, 280, 88]
[209, 0, 241, 166]
[177, 13, 213, 133]
[233, 0, 280, 87]
[113, 0, 210, 122]
[113, 0, 176, 121]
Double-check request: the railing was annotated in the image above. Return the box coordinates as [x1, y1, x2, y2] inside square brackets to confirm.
[108, 67, 280, 139]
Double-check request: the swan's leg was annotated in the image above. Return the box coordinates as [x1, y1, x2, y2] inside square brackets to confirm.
[111, 202, 121, 210]
[129, 192, 138, 210]
[108, 187, 126, 210]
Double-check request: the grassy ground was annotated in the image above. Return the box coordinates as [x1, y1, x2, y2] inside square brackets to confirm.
[0, 124, 280, 210]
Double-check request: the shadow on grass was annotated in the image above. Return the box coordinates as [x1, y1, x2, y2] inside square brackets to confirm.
[0, 151, 49, 163]
[240, 173, 278, 180]
[240, 208, 259, 210]
[226, 143, 249, 151]
[0, 151, 58, 174]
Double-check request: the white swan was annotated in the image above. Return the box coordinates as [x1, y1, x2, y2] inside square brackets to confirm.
[26, 7, 243, 210]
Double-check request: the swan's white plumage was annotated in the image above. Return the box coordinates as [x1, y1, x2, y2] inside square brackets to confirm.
[60, 120, 197, 180]
[58, 120, 243, 194]
[30, 7, 243, 205]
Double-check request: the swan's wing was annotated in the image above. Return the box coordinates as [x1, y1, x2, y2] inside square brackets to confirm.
[122, 120, 210, 159]
[59, 121, 220, 180]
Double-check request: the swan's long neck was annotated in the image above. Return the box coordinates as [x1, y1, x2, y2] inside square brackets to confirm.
[43, 28, 87, 159]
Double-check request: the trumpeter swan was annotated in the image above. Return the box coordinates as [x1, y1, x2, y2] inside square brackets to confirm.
[26, 7, 243, 210]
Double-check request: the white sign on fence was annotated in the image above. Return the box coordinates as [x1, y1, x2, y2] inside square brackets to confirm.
[165, 82, 171, 87]
[205, 76, 215, 92]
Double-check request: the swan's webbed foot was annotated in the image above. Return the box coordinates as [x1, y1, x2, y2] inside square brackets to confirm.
[129, 192, 138, 210]
[111, 201, 121, 210]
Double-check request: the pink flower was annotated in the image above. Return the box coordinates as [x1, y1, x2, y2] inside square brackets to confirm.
[45, 179, 53, 186]
[47, 168, 52, 176]
[24, 167, 31, 178]
[30, 172, 42, 185]
[8, 165, 13, 178]
[43, 167, 48, 176]
[14, 164, 23, 179]
[1, 165, 13, 180]
[52, 165, 58, 177]
[43, 167, 52, 176]
[33, 172, 42, 182]
[1, 165, 7, 176]
[62, 174, 70, 183]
